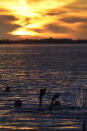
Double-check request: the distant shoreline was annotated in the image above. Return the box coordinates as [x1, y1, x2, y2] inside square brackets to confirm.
[0, 38, 87, 44]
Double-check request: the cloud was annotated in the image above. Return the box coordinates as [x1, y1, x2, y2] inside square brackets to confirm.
[0, 8, 9, 13]
[46, 10, 67, 16]
[69, 22, 87, 39]
[0, 15, 18, 21]
[0, 15, 21, 38]
[45, 23, 72, 33]
[31, 28, 44, 33]
[71, 0, 87, 5]
[60, 16, 87, 23]
[22, 17, 31, 26]
[75, 28, 87, 39]
[65, 0, 87, 12]
[78, 22, 87, 31]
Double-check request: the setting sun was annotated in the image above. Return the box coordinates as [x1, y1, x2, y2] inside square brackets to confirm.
[11, 28, 37, 36]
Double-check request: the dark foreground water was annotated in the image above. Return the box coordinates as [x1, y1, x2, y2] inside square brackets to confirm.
[0, 43, 87, 131]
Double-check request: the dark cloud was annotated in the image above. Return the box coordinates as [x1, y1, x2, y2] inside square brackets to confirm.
[72, 0, 87, 5]
[0, 15, 18, 22]
[32, 28, 44, 33]
[0, 22, 20, 33]
[75, 29, 87, 39]
[0, 15, 21, 38]
[25, 17, 30, 22]
[23, 17, 31, 26]
[65, 0, 87, 12]
[78, 22, 87, 30]
[45, 24, 72, 33]
[72, 22, 87, 39]
[47, 12, 58, 16]
[0, 8, 9, 12]
[46, 10, 67, 16]
[60, 16, 87, 23]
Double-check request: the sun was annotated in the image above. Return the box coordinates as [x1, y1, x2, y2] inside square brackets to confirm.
[10, 28, 37, 36]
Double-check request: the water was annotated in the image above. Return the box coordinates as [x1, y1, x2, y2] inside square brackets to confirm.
[0, 43, 87, 130]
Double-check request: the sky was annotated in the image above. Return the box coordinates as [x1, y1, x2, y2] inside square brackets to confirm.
[0, 0, 87, 40]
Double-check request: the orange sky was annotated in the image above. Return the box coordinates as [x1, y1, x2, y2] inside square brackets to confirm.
[0, 0, 87, 39]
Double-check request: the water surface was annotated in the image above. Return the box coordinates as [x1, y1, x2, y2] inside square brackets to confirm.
[0, 43, 87, 130]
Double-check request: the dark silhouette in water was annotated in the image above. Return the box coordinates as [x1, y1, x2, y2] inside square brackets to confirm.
[54, 100, 61, 106]
[48, 93, 60, 110]
[14, 99, 22, 108]
[14, 90, 60, 111]
[82, 117, 87, 131]
[39, 88, 46, 108]
[5, 86, 10, 92]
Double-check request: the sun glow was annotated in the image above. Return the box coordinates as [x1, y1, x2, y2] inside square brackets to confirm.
[11, 29, 37, 36]
[0, 0, 87, 39]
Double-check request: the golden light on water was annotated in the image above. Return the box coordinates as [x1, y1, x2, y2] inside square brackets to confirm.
[0, 125, 38, 130]
[0, 0, 87, 39]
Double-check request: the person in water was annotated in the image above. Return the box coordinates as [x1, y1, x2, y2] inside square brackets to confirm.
[48, 93, 60, 110]
[5, 86, 10, 92]
[39, 88, 46, 108]
[14, 99, 22, 108]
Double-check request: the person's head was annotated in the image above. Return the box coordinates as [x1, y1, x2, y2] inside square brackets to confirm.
[39, 88, 46, 100]
[14, 99, 22, 108]
[6, 86, 10, 92]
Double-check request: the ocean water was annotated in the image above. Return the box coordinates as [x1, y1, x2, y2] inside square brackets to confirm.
[0, 43, 87, 130]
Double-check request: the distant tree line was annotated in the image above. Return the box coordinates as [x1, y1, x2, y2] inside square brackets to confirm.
[0, 38, 87, 44]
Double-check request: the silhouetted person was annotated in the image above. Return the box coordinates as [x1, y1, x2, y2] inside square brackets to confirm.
[48, 93, 60, 110]
[14, 99, 22, 108]
[39, 88, 46, 108]
[5, 86, 10, 92]
[54, 100, 61, 106]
